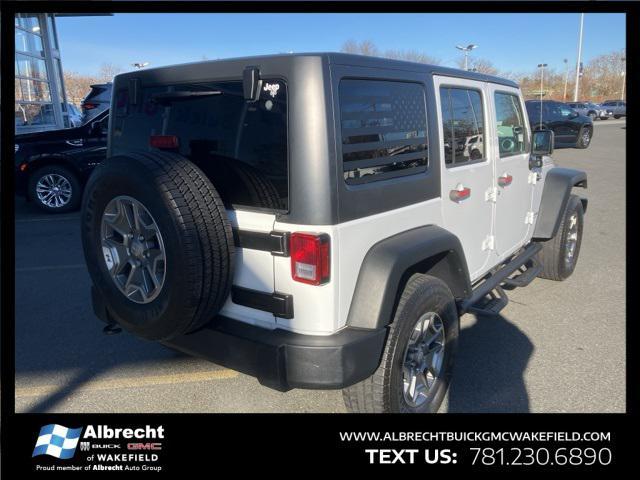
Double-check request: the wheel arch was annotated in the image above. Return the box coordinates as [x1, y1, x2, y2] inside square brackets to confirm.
[346, 225, 471, 330]
[533, 167, 587, 240]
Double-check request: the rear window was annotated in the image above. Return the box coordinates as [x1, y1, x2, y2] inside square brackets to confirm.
[339, 79, 428, 185]
[112, 79, 288, 211]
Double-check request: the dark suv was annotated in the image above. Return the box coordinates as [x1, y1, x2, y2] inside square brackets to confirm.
[525, 100, 593, 149]
[81, 83, 112, 123]
[15, 110, 109, 212]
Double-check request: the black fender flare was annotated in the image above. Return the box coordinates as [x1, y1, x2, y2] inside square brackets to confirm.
[346, 225, 471, 330]
[533, 167, 587, 240]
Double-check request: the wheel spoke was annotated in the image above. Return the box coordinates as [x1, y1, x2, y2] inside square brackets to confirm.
[101, 195, 166, 305]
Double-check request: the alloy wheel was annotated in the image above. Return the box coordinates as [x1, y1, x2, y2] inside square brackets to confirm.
[100, 196, 167, 304]
[36, 174, 72, 208]
[401, 312, 446, 407]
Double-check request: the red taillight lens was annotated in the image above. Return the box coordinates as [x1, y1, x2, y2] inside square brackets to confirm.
[82, 102, 98, 111]
[149, 135, 179, 149]
[290, 233, 330, 285]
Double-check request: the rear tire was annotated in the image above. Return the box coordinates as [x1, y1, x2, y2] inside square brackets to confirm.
[342, 274, 459, 413]
[81, 151, 235, 340]
[536, 194, 584, 281]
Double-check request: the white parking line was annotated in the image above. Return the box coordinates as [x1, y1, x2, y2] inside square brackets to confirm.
[16, 264, 86, 273]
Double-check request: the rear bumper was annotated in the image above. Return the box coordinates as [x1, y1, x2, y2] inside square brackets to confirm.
[92, 286, 387, 391]
[162, 318, 387, 391]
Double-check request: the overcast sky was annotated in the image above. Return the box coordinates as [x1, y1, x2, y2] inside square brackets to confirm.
[56, 13, 626, 76]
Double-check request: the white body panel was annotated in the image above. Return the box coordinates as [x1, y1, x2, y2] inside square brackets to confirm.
[273, 198, 444, 335]
[486, 83, 535, 262]
[219, 209, 277, 329]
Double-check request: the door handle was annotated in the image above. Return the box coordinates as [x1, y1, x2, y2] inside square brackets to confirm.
[450, 186, 471, 202]
[498, 174, 513, 187]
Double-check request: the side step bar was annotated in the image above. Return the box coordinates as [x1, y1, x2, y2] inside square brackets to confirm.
[459, 242, 542, 316]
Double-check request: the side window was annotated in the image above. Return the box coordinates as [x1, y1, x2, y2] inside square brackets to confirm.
[339, 79, 428, 185]
[439, 86, 485, 166]
[494, 92, 529, 157]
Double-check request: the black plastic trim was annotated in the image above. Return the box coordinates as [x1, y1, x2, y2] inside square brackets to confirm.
[533, 167, 587, 240]
[161, 316, 388, 391]
[347, 225, 471, 330]
[460, 243, 542, 314]
[232, 229, 290, 256]
[231, 286, 294, 319]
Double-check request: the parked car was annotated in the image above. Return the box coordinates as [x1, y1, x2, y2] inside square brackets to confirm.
[81, 83, 112, 123]
[15, 102, 84, 129]
[525, 100, 593, 148]
[82, 54, 587, 414]
[601, 100, 626, 119]
[15, 110, 109, 212]
[566, 101, 611, 121]
[66, 102, 84, 127]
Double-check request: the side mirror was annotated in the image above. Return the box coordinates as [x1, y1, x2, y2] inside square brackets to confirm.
[243, 66, 262, 103]
[569, 110, 579, 119]
[532, 129, 554, 156]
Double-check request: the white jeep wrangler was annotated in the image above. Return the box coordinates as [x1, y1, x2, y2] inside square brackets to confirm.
[82, 53, 587, 413]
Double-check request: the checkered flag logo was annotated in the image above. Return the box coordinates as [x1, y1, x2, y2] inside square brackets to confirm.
[32, 424, 83, 459]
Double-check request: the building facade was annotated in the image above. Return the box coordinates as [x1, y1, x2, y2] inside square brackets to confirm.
[15, 13, 70, 133]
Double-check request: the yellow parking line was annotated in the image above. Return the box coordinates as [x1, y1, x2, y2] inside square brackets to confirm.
[15, 369, 238, 398]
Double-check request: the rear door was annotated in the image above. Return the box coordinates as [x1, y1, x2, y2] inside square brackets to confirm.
[487, 85, 534, 259]
[435, 76, 495, 280]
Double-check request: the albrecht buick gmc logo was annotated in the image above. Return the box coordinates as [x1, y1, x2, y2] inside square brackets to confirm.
[33, 425, 164, 459]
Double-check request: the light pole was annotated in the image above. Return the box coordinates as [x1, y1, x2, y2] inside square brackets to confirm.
[620, 56, 626, 101]
[132, 62, 149, 69]
[573, 13, 584, 102]
[537, 63, 548, 127]
[563, 58, 570, 101]
[455, 44, 477, 71]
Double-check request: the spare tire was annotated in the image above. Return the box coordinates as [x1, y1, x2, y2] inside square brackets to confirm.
[81, 151, 234, 340]
[191, 154, 283, 210]
[227, 161, 283, 210]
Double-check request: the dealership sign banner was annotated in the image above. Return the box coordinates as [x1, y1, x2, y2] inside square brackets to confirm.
[1, 413, 631, 474]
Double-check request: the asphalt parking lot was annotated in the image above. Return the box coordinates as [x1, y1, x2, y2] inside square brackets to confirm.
[14, 119, 626, 413]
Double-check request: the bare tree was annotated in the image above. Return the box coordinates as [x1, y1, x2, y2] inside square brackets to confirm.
[63, 71, 100, 106]
[383, 49, 440, 65]
[341, 40, 440, 64]
[455, 57, 498, 75]
[96, 63, 124, 83]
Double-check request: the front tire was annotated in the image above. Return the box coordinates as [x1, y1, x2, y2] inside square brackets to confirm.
[28, 165, 81, 213]
[343, 274, 459, 413]
[576, 126, 592, 149]
[536, 194, 584, 281]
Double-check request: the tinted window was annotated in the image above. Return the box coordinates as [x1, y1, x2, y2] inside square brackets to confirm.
[440, 87, 485, 166]
[548, 103, 574, 118]
[494, 92, 528, 157]
[339, 79, 428, 185]
[112, 79, 288, 211]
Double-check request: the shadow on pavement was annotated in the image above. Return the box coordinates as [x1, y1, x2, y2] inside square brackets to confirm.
[448, 313, 533, 413]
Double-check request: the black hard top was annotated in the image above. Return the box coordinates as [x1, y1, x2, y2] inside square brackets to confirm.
[116, 52, 520, 89]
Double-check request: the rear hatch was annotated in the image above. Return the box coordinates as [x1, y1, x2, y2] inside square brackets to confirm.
[110, 77, 289, 329]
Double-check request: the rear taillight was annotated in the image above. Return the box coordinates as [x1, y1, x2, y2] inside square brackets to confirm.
[82, 102, 98, 111]
[149, 135, 179, 149]
[290, 233, 330, 285]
